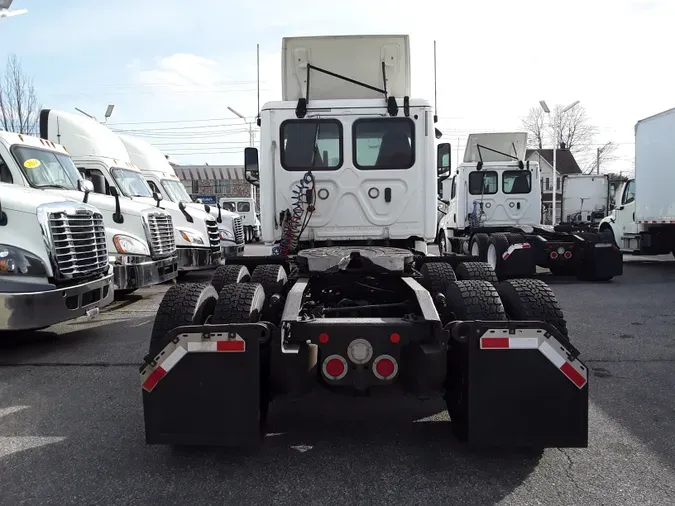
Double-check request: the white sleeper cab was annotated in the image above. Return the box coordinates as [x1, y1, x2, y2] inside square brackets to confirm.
[40, 109, 223, 275]
[116, 133, 245, 258]
[0, 130, 178, 298]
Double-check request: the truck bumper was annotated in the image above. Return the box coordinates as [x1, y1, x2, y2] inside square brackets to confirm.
[221, 241, 245, 258]
[177, 247, 222, 271]
[0, 272, 114, 331]
[112, 254, 178, 290]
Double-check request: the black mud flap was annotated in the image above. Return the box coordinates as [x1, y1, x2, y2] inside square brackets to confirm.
[577, 241, 623, 280]
[499, 243, 535, 278]
[140, 323, 271, 446]
[446, 320, 588, 448]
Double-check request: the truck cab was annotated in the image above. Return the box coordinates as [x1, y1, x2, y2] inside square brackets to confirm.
[40, 109, 223, 273]
[116, 133, 246, 258]
[219, 197, 260, 243]
[0, 130, 178, 296]
[0, 173, 114, 331]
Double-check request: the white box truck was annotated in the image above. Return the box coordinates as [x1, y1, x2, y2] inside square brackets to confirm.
[0, 130, 178, 298]
[116, 133, 246, 258]
[0, 176, 114, 331]
[599, 106, 675, 255]
[40, 109, 223, 275]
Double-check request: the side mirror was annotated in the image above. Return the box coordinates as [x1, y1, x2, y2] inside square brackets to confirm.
[437, 143, 451, 175]
[244, 147, 260, 186]
[78, 179, 94, 204]
[152, 191, 163, 202]
[110, 186, 119, 198]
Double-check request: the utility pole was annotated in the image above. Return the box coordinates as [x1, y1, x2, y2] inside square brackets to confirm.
[597, 147, 600, 175]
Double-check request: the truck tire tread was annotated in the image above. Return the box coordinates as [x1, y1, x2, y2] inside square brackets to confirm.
[470, 233, 490, 261]
[455, 262, 498, 283]
[211, 264, 251, 293]
[149, 283, 218, 355]
[211, 283, 266, 324]
[420, 262, 457, 295]
[445, 280, 507, 321]
[250, 264, 288, 297]
[496, 278, 569, 338]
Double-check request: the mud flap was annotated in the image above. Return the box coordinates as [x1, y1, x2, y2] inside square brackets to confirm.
[140, 323, 271, 446]
[499, 243, 535, 279]
[577, 241, 623, 280]
[446, 320, 588, 448]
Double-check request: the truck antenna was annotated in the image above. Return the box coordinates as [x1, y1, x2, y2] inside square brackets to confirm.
[256, 43, 261, 127]
[433, 40, 438, 124]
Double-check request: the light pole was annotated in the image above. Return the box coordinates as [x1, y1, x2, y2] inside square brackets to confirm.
[227, 106, 257, 199]
[539, 99, 580, 225]
[74, 104, 115, 124]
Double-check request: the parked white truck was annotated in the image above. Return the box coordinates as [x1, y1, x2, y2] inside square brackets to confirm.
[436, 132, 623, 280]
[219, 197, 261, 242]
[116, 134, 246, 258]
[40, 109, 223, 275]
[141, 34, 590, 451]
[0, 130, 177, 298]
[559, 174, 610, 230]
[599, 107, 675, 256]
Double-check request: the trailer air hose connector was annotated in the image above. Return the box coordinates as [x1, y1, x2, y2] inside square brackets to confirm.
[276, 171, 315, 256]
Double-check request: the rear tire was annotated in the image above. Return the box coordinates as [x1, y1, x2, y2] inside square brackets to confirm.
[444, 280, 507, 321]
[420, 262, 457, 296]
[469, 233, 489, 261]
[496, 278, 568, 339]
[250, 264, 288, 297]
[149, 283, 218, 355]
[454, 262, 498, 283]
[211, 264, 251, 293]
[211, 283, 266, 324]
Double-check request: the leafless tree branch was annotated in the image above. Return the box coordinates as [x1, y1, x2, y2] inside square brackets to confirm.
[0, 54, 40, 135]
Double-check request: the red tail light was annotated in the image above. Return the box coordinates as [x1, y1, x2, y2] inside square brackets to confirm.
[564, 251, 572, 259]
[550, 251, 558, 259]
[372, 355, 398, 380]
[322, 355, 348, 380]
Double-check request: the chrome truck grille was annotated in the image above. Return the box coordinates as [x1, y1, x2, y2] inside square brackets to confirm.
[43, 206, 109, 280]
[233, 217, 244, 244]
[206, 219, 220, 250]
[143, 211, 176, 258]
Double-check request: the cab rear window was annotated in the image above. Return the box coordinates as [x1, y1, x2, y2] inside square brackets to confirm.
[503, 171, 532, 194]
[468, 171, 497, 195]
[280, 119, 343, 171]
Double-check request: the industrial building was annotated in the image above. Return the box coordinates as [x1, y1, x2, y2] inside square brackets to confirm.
[172, 163, 259, 207]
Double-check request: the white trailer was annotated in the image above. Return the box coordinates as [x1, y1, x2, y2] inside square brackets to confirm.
[599, 106, 675, 255]
[560, 174, 610, 229]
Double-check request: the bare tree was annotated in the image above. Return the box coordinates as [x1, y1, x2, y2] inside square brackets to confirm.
[0, 54, 40, 135]
[521, 106, 546, 149]
[584, 142, 618, 174]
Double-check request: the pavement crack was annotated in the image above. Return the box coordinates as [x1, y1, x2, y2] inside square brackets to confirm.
[0, 362, 140, 367]
[556, 448, 584, 493]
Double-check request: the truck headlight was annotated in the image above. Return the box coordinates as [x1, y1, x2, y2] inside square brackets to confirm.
[179, 229, 205, 245]
[0, 244, 49, 277]
[113, 235, 150, 256]
[219, 229, 234, 241]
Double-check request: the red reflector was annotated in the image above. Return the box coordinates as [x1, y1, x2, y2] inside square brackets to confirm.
[550, 251, 558, 259]
[319, 332, 329, 344]
[568, 243, 574, 249]
[481, 337, 510, 348]
[217, 340, 245, 352]
[561, 362, 587, 388]
[390, 332, 401, 343]
[326, 358, 345, 377]
[522, 242, 531, 248]
[142, 367, 166, 392]
[375, 358, 395, 378]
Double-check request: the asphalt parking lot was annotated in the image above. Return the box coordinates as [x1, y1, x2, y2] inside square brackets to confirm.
[2, 247, 675, 505]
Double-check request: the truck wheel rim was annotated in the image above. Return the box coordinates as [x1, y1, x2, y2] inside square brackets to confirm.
[471, 242, 480, 257]
[487, 244, 497, 269]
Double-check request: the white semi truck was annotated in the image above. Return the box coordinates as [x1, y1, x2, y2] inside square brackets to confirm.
[599, 106, 675, 256]
[0, 182, 114, 331]
[0, 130, 178, 298]
[559, 174, 610, 230]
[40, 109, 223, 277]
[436, 132, 623, 281]
[141, 34, 590, 450]
[116, 133, 246, 258]
[219, 197, 261, 243]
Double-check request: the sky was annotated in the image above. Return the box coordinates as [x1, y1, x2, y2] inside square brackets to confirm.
[0, 0, 673, 175]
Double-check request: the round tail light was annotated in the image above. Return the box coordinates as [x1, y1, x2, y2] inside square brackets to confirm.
[322, 355, 348, 380]
[372, 355, 398, 380]
[550, 251, 558, 259]
[564, 251, 572, 259]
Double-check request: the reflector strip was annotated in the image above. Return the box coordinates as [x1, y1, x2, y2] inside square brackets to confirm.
[502, 242, 531, 260]
[479, 329, 587, 389]
[142, 345, 187, 392]
[142, 367, 166, 392]
[186, 339, 245, 352]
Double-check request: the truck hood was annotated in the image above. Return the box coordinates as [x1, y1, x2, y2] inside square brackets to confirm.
[41, 189, 158, 216]
[185, 202, 239, 224]
[0, 184, 79, 213]
[131, 196, 215, 231]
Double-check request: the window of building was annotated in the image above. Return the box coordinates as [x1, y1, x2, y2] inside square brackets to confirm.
[214, 180, 232, 195]
[468, 171, 498, 195]
[352, 118, 415, 170]
[503, 170, 532, 194]
[545, 177, 550, 191]
[280, 119, 342, 171]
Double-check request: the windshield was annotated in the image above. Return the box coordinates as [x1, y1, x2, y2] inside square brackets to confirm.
[221, 201, 236, 212]
[162, 179, 192, 203]
[111, 167, 153, 198]
[11, 146, 81, 190]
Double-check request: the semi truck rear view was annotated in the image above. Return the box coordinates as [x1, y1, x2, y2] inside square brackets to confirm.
[140, 34, 589, 451]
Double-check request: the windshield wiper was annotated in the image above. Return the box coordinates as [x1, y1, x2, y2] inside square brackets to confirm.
[36, 184, 70, 190]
